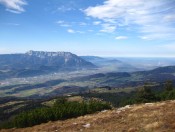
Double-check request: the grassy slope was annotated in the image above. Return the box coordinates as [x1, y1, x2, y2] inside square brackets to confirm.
[1, 100, 175, 132]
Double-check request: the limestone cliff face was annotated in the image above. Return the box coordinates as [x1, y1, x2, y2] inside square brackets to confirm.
[0, 51, 96, 78]
[0, 50, 96, 70]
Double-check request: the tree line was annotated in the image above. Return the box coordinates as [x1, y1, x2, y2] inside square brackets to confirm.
[83, 80, 175, 107]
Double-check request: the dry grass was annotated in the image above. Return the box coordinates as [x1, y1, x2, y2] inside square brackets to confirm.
[1, 100, 175, 132]
[0, 101, 24, 108]
[67, 96, 83, 102]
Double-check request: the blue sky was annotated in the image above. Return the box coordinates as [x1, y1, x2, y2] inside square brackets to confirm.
[0, 0, 175, 57]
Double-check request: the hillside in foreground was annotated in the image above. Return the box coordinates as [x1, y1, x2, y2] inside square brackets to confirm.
[1, 100, 175, 132]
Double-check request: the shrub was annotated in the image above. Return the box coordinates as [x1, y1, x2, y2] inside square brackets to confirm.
[1, 98, 111, 128]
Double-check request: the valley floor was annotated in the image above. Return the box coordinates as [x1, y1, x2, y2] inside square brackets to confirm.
[1, 100, 175, 132]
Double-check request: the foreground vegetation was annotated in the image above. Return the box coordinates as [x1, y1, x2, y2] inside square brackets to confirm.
[4, 100, 175, 132]
[0, 98, 111, 129]
[0, 80, 175, 130]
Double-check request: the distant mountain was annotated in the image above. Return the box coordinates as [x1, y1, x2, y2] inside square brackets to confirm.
[72, 66, 175, 88]
[149, 66, 175, 74]
[131, 66, 175, 83]
[135, 66, 175, 75]
[0, 51, 96, 79]
[80, 56, 140, 72]
[80, 56, 105, 62]
[115, 57, 175, 70]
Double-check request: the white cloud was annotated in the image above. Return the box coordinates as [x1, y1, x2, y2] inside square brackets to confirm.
[93, 21, 101, 25]
[79, 22, 87, 26]
[67, 29, 85, 34]
[100, 24, 116, 33]
[56, 21, 71, 27]
[56, 6, 74, 12]
[0, 0, 27, 13]
[60, 24, 71, 27]
[115, 36, 128, 40]
[163, 14, 175, 22]
[67, 29, 75, 33]
[56, 21, 88, 27]
[139, 24, 175, 40]
[84, 0, 175, 40]
[56, 21, 64, 24]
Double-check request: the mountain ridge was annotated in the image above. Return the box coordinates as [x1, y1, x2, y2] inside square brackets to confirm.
[0, 51, 96, 79]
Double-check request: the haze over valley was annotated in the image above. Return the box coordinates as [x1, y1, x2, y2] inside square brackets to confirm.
[0, 51, 175, 98]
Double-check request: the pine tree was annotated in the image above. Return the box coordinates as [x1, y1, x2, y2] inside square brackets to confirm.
[165, 80, 173, 91]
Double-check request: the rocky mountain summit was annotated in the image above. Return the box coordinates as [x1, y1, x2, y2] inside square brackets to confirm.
[0, 51, 96, 78]
[24, 50, 96, 69]
[26, 50, 79, 59]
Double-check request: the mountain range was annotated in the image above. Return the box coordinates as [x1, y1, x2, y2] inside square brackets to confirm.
[81, 56, 140, 72]
[0, 51, 96, 79]
[0, 51, 175, 98]
[72, 66, 175, 88]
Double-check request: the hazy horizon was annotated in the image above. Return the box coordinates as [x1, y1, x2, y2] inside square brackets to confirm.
[1, 0, 175, 57]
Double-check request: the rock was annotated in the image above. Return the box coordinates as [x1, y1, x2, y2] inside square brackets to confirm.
[83, 123, 91, 128]
[101, 110, 108, 113]
[125, 105, 130, 109]
[145, 103, 154, 105]
[118, 105, 131, 111]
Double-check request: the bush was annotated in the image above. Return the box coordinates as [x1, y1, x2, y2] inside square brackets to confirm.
[1, 98, 111, 128]
[134, 85, 158, 103]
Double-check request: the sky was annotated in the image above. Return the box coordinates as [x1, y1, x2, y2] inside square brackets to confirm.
[0, 0, 175, 57]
